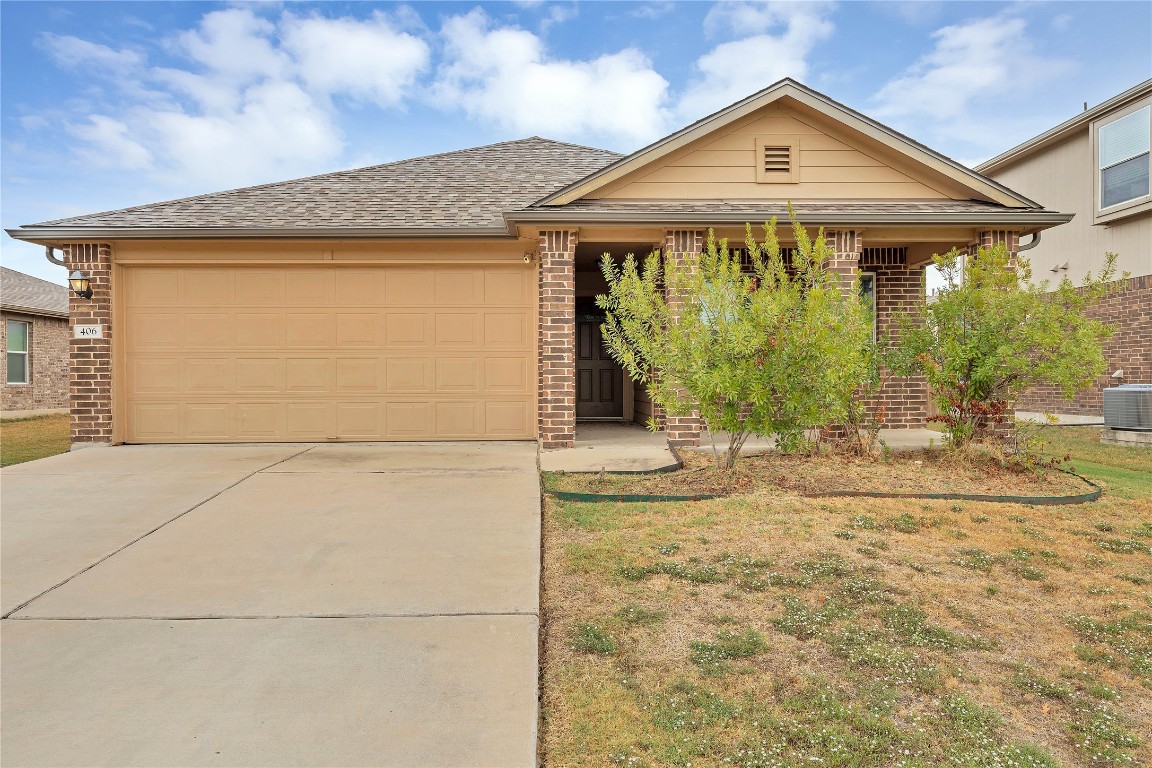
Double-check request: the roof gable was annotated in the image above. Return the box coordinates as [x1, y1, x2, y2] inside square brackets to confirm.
[537, 79, 1039, 209]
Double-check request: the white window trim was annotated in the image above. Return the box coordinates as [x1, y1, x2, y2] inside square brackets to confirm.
[1093, 98, 1152, 223]
[6, 319, 30, 385]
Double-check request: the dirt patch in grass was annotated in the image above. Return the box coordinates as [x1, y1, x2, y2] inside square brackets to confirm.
[545, 448, 1093, 499]
[540, 428, 1151, 767]
[0, 414, 70, 467]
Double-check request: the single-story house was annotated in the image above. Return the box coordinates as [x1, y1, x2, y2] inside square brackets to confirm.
[977, 79, 1152, 417]
[1, 267, 69, 416]
[6, 79, 1073, 449]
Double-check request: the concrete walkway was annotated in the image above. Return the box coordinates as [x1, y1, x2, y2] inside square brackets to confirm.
[1, 443, 541, 767]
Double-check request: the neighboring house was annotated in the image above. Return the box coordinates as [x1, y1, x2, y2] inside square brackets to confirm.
[978, 80, 1152, 417]
[6, 79, 1071, 449]
[0, 267, 69, 415]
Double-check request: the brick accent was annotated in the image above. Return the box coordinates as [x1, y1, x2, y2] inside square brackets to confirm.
[1, 312, 69, 411]
[538, 230, 577, 449]
[64, 243, 114, 445]
[826, 229, 862, 282]
[662, 230, 703, 446]
[1017, 275, 1152, 416]
[869, 267, 929, 428]
[975, 230, 1020, 253]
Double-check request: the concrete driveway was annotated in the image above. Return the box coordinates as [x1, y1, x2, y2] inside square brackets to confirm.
[1, 442, 541, 767]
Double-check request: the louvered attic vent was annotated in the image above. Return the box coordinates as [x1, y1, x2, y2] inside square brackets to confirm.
[755, 137, 799, 183]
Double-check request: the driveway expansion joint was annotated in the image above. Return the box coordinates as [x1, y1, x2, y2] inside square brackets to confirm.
[1, 445, 315, 619]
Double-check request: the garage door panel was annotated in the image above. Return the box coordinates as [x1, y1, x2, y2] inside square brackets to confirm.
[435, 314, 478, 346]
[123, 265, 534, 442]
[180, 270, 233, 305]
[336, 358, 381, 393]
[285, 358, 331, 392]
[286, 314, 334, 348]
[236, 314, 284, 348]
[186, 358, 233, 393]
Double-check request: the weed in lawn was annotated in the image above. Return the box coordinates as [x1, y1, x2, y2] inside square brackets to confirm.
[1115, 573, 1150, 586]
[953, 547, 997, 572]
[972, 514, 991, 524]
[833, 530, 856, 540]
[889, 513, 922, 533]
[1009, 563, 1048, 581]
[1067, 612, 1152, 683]
[797, 551, 851, 580]
[1096, 539, 1152, 555]
[1132, 522, 1152, 539]
[614, 604, 666, 628]
[851, 514, 882, 530]
[1010, 666, 1075, 699]
[880, 603, 990, 650]
[856, 545, 881, 559]
[656, 542, 681, 556]
[1095, 522, 1117, 533]
[571, 624, 617, 655]
[938, 694, 1060, 768]
[773, 596, 854, 640]
[688, 629, 767, 676]
[1067, 701, 1142, 765]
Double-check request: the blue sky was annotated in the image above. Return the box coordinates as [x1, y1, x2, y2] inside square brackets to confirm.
[3, 0, 1150, 284]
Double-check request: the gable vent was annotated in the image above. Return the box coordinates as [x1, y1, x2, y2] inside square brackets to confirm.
[755, 137, 799, 183]
[762, 146, 791, 174]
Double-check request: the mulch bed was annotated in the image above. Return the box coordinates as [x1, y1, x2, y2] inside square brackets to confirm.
[543, 449, 1093, 499]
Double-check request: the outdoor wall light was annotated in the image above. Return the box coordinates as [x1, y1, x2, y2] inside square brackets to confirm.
[68, 270, 93, 300]
[523, 252, 535, 264]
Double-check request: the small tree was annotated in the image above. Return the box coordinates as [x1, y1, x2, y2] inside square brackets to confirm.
[596, 217, 873, 470]
[891, 244, 1120, 447]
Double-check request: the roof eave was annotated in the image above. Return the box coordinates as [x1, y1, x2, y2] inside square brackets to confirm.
[505, 210, 1074, 228]
[0, 302, 68, 319]
[5, 225, 517, 245]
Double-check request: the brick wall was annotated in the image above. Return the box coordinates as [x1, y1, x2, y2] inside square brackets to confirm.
[869, 266, 928, 428]
[538, 230, 577, 449]
[1017, 274, 1152, 416]
[662, 230, 703, 446]
[64, 243, 114, 445]
[1, 311, 69, 412]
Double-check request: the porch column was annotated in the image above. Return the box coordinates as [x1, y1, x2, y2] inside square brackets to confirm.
[826, 229, 862, 287]
[64, 243, 114, 447]
[662, 229, 703, 447]
[538, 230, 578, 449]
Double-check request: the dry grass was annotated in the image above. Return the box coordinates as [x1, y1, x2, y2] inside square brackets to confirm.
[540, 427, 1151, 767]
[0, 413, 70, 467]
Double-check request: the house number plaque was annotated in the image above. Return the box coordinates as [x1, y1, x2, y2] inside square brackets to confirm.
[74, 324, 104, 339]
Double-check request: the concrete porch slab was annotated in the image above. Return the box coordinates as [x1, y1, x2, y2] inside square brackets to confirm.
[539, 422, 677, 473]
[16, 470, 541, 619]
[1, 615, 538, 768]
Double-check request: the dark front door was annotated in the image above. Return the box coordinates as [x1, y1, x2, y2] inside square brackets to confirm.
[576, 316, 624, 418]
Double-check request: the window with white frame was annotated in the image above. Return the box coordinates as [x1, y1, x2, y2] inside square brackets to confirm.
[6, 319, 30, 384]
[1099, 105, 1150, 210]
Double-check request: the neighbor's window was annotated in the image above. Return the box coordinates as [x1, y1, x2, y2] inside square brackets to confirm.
[859, 272, 877, 341]
[6, 319, 30, 384]
[1099, 105, 1150, 210]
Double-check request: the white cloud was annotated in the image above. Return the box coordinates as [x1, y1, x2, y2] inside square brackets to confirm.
[174, 8, 287, 82]
[678, 2, 835, 121]
[872, 14, 1071, 121]
[281, 12, 430, 107]
[68, 115, 153, 170]
[432, 9, 670, 146]
[39, 34, 142, 73]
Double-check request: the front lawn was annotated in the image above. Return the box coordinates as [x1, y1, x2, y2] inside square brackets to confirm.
[540, 427, 1151, 767]
[0, 413, 70, 467]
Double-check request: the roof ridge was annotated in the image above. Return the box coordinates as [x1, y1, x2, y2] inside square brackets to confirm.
[30, 137, 617, 228]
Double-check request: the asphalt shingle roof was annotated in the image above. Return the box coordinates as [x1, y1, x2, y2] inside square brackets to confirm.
[0, 267, 68, 317]
[521, 200, 1047, 215]
[28, 138, 622, 231]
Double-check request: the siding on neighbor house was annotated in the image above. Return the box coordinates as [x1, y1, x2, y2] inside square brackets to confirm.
[987, 130, 1152, 281]
[1, 311, 70, 412]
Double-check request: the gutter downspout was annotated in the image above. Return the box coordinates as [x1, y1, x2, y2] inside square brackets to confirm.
[1017, 231, 1041, 251]
[44, 246, 66, 267]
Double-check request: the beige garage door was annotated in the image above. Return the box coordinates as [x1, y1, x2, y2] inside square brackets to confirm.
[121, 265, 535, 442]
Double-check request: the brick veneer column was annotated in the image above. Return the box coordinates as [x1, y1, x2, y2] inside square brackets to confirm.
[538, 230, 577, 449]
[64, 243, 114, 446]
[974, 230, 1021, 442]
[662, 230, 703, 446]
[826, 230, 862, 285]
[871, 267, 928, 428]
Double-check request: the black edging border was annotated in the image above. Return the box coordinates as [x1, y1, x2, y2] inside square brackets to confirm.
[546, 461, 1103, 506]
